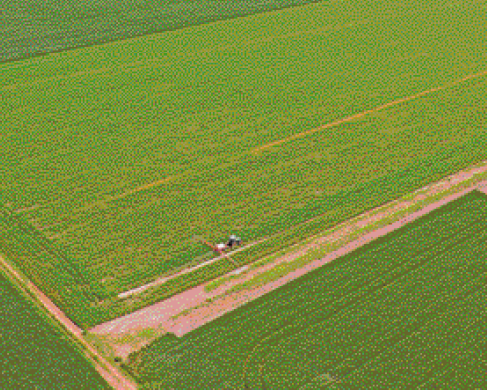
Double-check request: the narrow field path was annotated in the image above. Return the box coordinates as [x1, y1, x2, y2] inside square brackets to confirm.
[117, 236, 268, 299]
[253, 69, 487, 152]
[91, 162, 487, 360]
[0, 254, 138, 390]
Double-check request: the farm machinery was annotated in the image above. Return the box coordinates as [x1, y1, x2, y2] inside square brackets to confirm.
[201, 234, 242, 254]
[200, 234, 242, 266]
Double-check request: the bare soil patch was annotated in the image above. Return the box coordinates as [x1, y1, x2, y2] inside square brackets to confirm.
[90, 162, 487, 360]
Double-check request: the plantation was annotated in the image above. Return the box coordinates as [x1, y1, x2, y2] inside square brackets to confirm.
[125, 190, 487, 389]
[2, 0, 487, 328]
[0, 0, 322, 63]
[0, 268, 110, 389]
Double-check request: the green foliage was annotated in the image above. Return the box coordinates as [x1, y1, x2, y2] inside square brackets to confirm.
[0, 208, 105, 328]
[221, 168, 487, 293]
[1, 0, 487, 327]
[127, 190, 487, 388]
[0, 0, 324, 63]
[0, 270, 110, 389]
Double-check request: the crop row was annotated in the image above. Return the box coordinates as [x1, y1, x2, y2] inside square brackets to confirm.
[105, 152, 487, 316]
[336, 286, 487, 389]
[13, 101, 487, 299]
[0, 270, 110, 389]
[248, 234, 487, 388]
[0, 207, 105, 328]
[2, 0, 487, 326]
[126, 191, 487, 388]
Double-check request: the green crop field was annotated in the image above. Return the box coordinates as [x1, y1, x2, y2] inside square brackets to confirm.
[0, 268, 110, 389]
[125, 190, 487, 389]
[0, 0, 322, 63]
[1, 0, 487, 328]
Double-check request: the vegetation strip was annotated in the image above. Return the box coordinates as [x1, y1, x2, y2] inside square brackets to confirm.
[124, 189, 487, 388]
[2, 0, 487, 327]
[213, 166, 487, 293]
[253, 68, 487, 152]
[0, 0, 325, 63]
[0, 252, 138, 390]
[0, 259, 111, 389]
[89, 164, 487, 362]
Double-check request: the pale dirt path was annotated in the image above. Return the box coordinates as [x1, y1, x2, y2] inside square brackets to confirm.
[167, 182, 483, 337]
[253, 69, 487, 152]
[0, 254, 137, 390]
[91, 162, 487, 360]
[118, 236, 267, 299]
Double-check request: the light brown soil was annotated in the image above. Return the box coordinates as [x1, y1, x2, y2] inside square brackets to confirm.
[0, 254, 137, 390]
[117, 236, 268, 299]
[254, 69, 487, 152]
[111, 176, 172, 202]
[91, 162, 487, 360]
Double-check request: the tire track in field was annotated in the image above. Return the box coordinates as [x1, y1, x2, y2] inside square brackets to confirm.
[117, 235, 267, 299]
[90, 173, 487, 362]
[111, 68, 487, 199]
[110, 176, 173, 201]
[253, 69, 487, 152]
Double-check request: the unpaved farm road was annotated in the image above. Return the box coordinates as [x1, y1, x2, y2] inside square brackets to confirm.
[91, 163, 487, 360]
[118, 236, 268, 299]
[112, 67, 487, 300]
[0, 254, 137, 390]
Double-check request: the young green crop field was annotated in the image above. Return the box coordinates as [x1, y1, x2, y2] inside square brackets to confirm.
[0, 0, 321, 63]
[125, 190, 487, 389]
[1, 0, 487, 328]
[0, 268, 110, 389]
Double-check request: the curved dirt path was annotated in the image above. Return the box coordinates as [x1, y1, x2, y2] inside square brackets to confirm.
[91, 162, 487, 360]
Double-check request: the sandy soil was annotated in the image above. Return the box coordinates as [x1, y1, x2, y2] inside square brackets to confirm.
[90, 162, 487, 360]
[0, 254, 137, 390]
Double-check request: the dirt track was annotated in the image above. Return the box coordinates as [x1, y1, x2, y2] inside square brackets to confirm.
[0, 254, 137, 390]
[254, 68, 487, 152]
[91, 162, 487, 360]
[118, 236, 268, 299]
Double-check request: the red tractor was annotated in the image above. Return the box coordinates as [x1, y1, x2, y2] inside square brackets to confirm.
[200, 235, 242, 266]
[202, 235, 241, 254]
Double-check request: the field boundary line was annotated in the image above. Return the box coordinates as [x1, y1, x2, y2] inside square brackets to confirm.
[253, 69, 487, 152]
[117, 159, 487, 300]
[117, 236, 268, 299]
[170, 181, 487, 338]
[0, 251, 138, 390]
[89, 162, 487, 357]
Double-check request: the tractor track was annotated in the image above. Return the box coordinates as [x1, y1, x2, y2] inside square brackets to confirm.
[117, 236, 267, 299]
[253, 68, 487, 152]
[90, 163, 487, 362]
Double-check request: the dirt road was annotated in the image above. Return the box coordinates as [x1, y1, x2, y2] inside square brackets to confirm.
[0, 254, 137, 390]
[91, 162, 487, 360]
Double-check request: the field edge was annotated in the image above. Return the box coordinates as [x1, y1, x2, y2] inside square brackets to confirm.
[0, 250, 139, 390]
